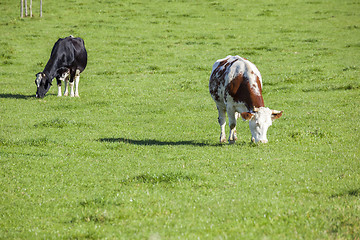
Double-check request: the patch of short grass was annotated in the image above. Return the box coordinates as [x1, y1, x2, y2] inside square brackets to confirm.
[0, 0, 359, 239]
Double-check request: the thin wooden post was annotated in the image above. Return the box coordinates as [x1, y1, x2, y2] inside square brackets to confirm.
[40, 0, 42, 17]
[24, 0, 28, 17]
[29, 0, 32, 17]
[20, 0, 24, 18]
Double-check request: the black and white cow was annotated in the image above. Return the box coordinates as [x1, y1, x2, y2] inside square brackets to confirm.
[209, 55, 283, 143]
[35, 36, 87, 98]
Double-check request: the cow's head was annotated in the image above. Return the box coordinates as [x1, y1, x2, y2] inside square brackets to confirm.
[35, 72, 52, 98]
[241, 107, 283, 143]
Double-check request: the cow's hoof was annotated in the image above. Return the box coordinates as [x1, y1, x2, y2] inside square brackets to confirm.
[228, 139, 236, 144]
[220, 137, 226, 143]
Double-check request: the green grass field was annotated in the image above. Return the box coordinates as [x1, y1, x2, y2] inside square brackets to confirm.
[1, 0, 359, 239]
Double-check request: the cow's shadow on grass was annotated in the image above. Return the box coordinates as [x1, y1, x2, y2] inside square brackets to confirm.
[0, 93, 60, 99]
[99, 137, 223, 147]
[0, 93, 34, 99]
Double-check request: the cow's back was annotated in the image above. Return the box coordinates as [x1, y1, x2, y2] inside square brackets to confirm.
[209, 55, 264, 110]
[69, 37, 87, 72]
[49, 36, 87, 73]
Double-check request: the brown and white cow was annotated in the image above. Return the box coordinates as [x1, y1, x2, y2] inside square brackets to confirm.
[209, 55, 283, 143]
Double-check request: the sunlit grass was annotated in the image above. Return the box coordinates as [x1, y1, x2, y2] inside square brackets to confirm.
[0, 0, 359, 239]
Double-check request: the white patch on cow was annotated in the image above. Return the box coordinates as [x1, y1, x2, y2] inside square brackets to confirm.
[74, 69, 80, 97]
[243, 58, 262, 96]
[57, 85, 62, 97]
[244, 59, 262, 86]
[64, 78, 69, 96]
[59, 70, 70, 81]
[227, 60, 244, 82]
[58, 70, 70, 97]
[35, 73, 42, 87]
[69, 81, 75, 97]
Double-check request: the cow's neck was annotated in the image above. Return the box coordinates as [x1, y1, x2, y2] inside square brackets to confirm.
[230, 76, 265, 111]
[42, 58, 61, 82]
[247, 85, 265, 110]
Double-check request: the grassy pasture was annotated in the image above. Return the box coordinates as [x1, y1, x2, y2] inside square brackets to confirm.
[1, 0, 359, 239]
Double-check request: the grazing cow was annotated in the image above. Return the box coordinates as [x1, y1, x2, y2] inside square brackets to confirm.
[35, 36, 87, 98]
[209, 55, 283, 143]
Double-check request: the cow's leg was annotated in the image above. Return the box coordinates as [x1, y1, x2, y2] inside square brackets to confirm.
[58, 70, 70, 97]
[217, 105, 227, 143]
[227, 107, 237, 144]
[56, 78, 62, 97]
[63, 73, 70, 96]
[74, 69, 80, 97]
[234, 112, 240, 141]
[64, 79, 69, 96]
[69, 81, 74, 97]
[68, 71, 75, 97]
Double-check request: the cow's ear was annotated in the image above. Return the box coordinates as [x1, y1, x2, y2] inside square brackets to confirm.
[241, 112, 254, 121]
[271, 110, 283, 120]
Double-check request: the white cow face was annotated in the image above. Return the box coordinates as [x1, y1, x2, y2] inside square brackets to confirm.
[35, 72, 51, 98]
[35, 72, 43, 88]
[241, 107, 283, 143]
